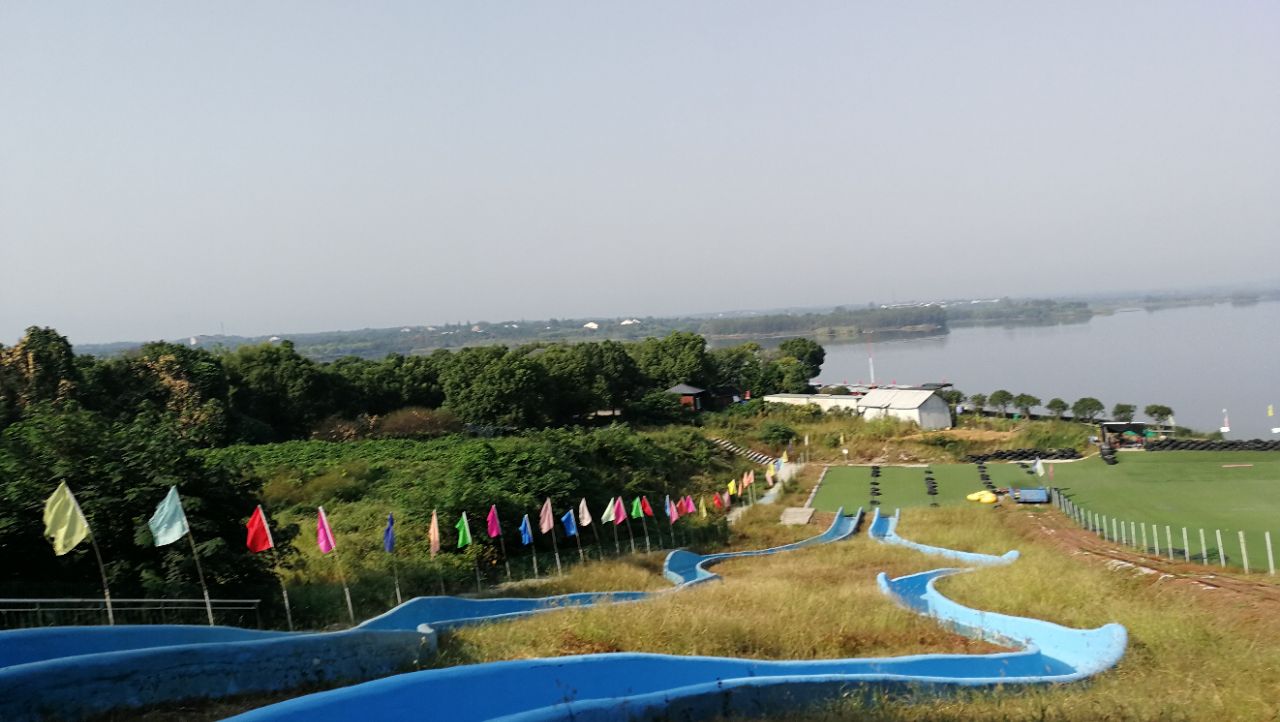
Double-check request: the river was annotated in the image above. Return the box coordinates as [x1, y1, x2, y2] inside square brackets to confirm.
[815, 301, 1280, 439]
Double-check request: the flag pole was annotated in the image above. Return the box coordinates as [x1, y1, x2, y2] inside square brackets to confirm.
[272, 547, 294, 631]
[549, 527, 563, 576]
[333, 551, 355, 623]
[639, 514, 651, 553]
[573, 527, 585, 563]
[69, 490, 115, 626]
[391, 556, 403, 606]
[530, 547, 540, 577]
[436, 562, 446, 596]
[473, 554, 483, 593]
[590, 522, 603, 559]
[610, 522, 621, 555]
[624, 516, 637, 554]
[185, 531, 216, 626]
[498, 534, 512, 581]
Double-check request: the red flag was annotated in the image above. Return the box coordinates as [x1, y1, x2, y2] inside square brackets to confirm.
[246, 505, 274, 553]
[712, 493, 723, 510]
[640, 496, 654, 517]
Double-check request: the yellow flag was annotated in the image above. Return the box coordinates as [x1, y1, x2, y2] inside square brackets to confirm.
[728, 479, 737, 496]
[44, 481, 89, 556]
[1269, 404, 1275, 417]
[781, 450, 789, 463]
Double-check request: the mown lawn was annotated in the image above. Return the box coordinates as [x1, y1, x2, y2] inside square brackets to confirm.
[810, 462, 1044, 511]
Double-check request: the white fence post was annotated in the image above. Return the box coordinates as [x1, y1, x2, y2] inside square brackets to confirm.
[1182, 527, 1190, 563]
[1141, 524, 1149, 552]
[1239, 531, 1250, 574]
[1099, 514, 1106, 538]
[1165, 526, 1174, 560]
[1199, 528, 1208, 564]
[1153, 524, 1161, 556]
[1111, 518, 1118, 542]
[1266, 532, 1275, 576]
[1120, 520, 1127, 546]
[1130, 521, 1137, 549]
[1216, 529, 1226, 568]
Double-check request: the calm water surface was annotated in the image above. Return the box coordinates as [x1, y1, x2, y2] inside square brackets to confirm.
[817, 301, 1280, 438]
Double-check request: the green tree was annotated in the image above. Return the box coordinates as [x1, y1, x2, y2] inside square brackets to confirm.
[774, 357, 814, 393]
[0, 327, 83, 420]
[777, 338, 826, 381]
[988, 390, 1013, 418]
[445, 351, 549, 427]
[223, 341, 340, 440]
[1112, 403, 1136, 422]
[1144, 404, 1174, 425]
[1046, 398, 1069, 420]
[629, 332, 713, 389]
[968, 393, 987, 416]
[1072, 397, 1105, 421]
[1013, 394, 1041, 419]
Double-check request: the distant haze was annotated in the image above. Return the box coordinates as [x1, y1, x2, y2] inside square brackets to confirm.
[3, 2, 1278, 344]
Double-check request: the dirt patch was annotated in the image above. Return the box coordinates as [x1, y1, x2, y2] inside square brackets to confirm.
[903, 428, 1017, 443]
[1004, 507, 1280, 610]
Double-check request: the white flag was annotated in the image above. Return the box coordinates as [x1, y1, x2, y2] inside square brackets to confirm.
[578, 498, 593, 527]
[1033, 458, 1045, 477]
[601, 496, 617, 524]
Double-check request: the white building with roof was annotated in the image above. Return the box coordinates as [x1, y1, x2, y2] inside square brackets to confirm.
[854, 389, 951, 429]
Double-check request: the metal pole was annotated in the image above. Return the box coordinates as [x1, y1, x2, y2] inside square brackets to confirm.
[333, 551, 355, 623]
[624, 518, 636, 555]
[391, 558, 403, 606]
[530, 548, 540, 578]
[498, 535, 512, 581]
[573, 529, 585, 563]
[273, 547, 294, 631]
[591, 522, 603, 559]
[186, 532, 216, 626]
[1265, 531, 1275, 576]
[1239, 531, 1250, 574]
[473, 557, 482, 594]
[86, 531, 115, 626]
[639, 515, 651, 554]
[550, 528, 563, 576]
[610, 523, 621, 555]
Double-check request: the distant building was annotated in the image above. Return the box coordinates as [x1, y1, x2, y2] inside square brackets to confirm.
[762, 387, 952, 430]
[583, 321, 600, 330]
[665, 384, 742, 412]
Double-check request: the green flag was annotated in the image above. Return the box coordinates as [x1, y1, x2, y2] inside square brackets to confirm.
[43, 481, 89, 556]
[629, 497, 643, 519]
[148, 486, 190, 547]
[455, 511, 472, 548]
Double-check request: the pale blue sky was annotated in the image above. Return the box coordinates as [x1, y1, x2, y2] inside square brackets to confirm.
[2, 2, 1277, 343]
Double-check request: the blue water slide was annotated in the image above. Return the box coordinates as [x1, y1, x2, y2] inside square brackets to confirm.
[868, 507, 1019, 565]
[226, 565, 1125, 722]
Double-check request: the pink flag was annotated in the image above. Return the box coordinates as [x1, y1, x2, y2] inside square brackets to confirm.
[682, 496, 695, 514]
[612, 497, 626, 526]
[429, 509, 441, 558]
[539, 498, 554, 534]
[667, 497, 681, 524]
[487, 505, 501, 538]
[316, 506, 336, 554]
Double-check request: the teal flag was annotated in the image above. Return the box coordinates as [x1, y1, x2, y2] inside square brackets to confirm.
[148, 486, 190, 546]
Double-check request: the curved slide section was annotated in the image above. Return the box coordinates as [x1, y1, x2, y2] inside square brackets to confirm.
[228, 566, 1125, 722]
[868, 507, 1019, 566]
[664, 506, 862, 586]
[357, 591, 651, 632]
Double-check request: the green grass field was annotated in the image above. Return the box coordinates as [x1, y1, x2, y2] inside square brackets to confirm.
[811, 462, 1046, 512]
[812, 452, 1280, 572]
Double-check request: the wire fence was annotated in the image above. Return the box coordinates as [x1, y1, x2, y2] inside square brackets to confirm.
[0, 598, 262, 629]
[1050, 488, 1276, 575]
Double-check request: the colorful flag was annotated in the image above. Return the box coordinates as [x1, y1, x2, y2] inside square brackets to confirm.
[383, 513, 396, 553]
[640, 496, 654, 517]
[245, 505, 274, 553]
[667, 496, 681, 524]
[601, 497, 617, 524]
[539, 498, 554, 534]
[429, 510, 441, 558]
[781, 450, 789, 463]
[578, 498, 593, 526]
[519, 514, 533, 545]
[316, 506, 337, 554]
[561, 509, 578, 537]
[487, 505, 502, 538]
[612, 497, 626, 526]
[148, 486, 190, 547]
[664, 495, 675, 519]
[456, 512, 473, 548]
[629, 497, 643, 519]
[43, 481, 89, 556]
[722, 491, 731, 507]
[712, 493, 724, 510]
[699, 496, 707, 518]
[727, 479, 737, 496]
[1033, 458, 1046, 477]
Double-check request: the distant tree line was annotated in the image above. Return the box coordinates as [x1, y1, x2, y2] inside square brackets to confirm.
[941, 388, 1173, 424]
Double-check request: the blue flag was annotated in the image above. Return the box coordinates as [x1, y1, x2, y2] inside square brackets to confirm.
[383, 513, 395, 553]
[148, 486, 190, 547]
[519, 514, 533, 545]
[561, 509, 577, 537]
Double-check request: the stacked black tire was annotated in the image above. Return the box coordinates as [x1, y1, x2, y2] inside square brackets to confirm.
[924, 468, 939, 507]
[869, 466, 882, 507]
[975, 461, 997, 492]
[1146, 438, 1280, 452]
[966, 448, 1081, 463]
[1100, 446, 1118, 465]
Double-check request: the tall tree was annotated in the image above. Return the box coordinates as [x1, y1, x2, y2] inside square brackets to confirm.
[1045, 398, 1068, 420]
[988, 389, 1013, 418]
[1013, 394, 1041, 419]
[1144, 404, 1174, 425]
[1072, 397, 1105, 422]
[777, 338, 826, 381]
[968, 393, 988, 416]
[1111, 403, 1136, 422]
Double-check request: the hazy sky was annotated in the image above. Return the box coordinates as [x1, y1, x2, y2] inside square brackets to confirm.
[3, 2, 1278, 344]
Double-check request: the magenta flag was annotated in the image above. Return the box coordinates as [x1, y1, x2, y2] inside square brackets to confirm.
[316, 506, 336, 554]
[612, 497, 626, 526]
[487, 505, 501, 538]
[539, 498, 554, 534]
